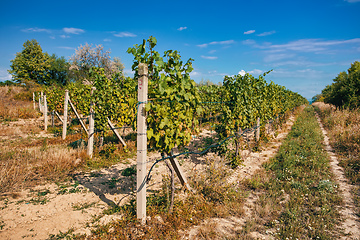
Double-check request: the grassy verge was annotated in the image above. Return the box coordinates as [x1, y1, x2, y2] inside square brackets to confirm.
[239, 106, 343, 239]
[313, 102, 360, 220]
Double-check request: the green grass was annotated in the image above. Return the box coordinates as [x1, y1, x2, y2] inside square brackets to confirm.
[244, 106, 343, 239]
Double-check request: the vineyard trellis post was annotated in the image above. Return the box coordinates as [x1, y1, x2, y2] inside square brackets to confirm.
[62, 90, 69, 140]
[137, 63, 148, 223]
[40, 92, 44, 112]
[44, 94, 48, 131]
[168, 150, 192, 192]
[38, 92, 41, 112]
[51, 110, 55, 127]
[33, 92, 35, 110]
[256, 117, 260, 143]
[87, 87, 95, 157]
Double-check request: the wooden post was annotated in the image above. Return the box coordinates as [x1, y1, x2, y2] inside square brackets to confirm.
[256, 117, 260, 142]
[55, 111, 63, 124]
[168, 149, 193, 192]
[51, 110, 54, 127]
[38, 93, 41, 111]
[62, 90, 69, 140]
[137, 63, 148, 223]
[68, 98, 89, 135]
[40, 92, 44, 112]
[44, 95, 48, 131]
[107, 118, 127, 147]
[87, 87, 95, 158]
[33, 92, 36, 110]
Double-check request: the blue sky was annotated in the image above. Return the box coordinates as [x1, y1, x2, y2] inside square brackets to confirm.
[0, 0, 359, 99]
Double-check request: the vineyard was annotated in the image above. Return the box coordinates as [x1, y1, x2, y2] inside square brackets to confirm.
[37, 37, 307, 220]
[7, 37, 360, 240]
[42, 37, 306, 155]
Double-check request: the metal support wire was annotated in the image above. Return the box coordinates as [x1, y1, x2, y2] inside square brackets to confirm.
[138, 110, 294, 190]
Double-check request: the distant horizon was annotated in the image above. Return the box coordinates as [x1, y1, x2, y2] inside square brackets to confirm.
[1, 0, 359, 99]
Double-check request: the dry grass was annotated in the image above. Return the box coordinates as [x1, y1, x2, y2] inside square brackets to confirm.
[0, 86, 39, 121]
[313, 102, 360, 184]
[313, 102, 360, 220]
[0, 145, 86, 195]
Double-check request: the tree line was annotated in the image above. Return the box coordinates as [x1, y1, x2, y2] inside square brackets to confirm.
[313, 61, 360, 108]
[7, 39, 124, 87]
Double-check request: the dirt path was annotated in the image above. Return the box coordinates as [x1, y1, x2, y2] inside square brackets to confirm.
[183, 113, 298, 239]
[0, 110, 301, 240]
[315, 113, 360, 239]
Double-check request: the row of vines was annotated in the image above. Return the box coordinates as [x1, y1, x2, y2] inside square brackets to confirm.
[38, 36, 307, 159]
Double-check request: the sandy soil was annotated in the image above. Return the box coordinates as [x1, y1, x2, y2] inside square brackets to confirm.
[2, 105, 357, 239]
[183, 113, 298, 239]
[314, 111, 360, 240]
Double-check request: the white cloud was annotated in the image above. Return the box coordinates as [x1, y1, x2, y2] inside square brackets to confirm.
[63, 27, 85, 34]
[22, 27, 52, 33]
[60, 35, 70, 39]
[238, 70, 246, 76]
[248, 69, 264, 75]
[201, 55, 218, 60]
[257, 31, 276, 37]
[190, 71, 201, 78]
[113, 32, 137, 37]
[244, 30, 255, 35]
[197, 40, 235, 48]
[242, 39, 256, 45]
[208, 50, 217, 54]
[178, 26, 187, 31]
[238, 69, 264, 76]
[197, 43, 208, 48]
[0, 68, 11, 81]
[104, 39, 112, 42]
[345, 0, 360, 2]
[268, 38, 360, 52]
[247, 38, 360, 56]
[210, 40, 235, 45]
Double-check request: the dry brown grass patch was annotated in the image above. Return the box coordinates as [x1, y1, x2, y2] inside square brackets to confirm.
[0, 145, 85, 195]
[0, 86, 39, 121]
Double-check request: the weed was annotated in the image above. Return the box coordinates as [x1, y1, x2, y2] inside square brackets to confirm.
[0, 219, 5, 230]
[28, 196, 49, 205]
[57, 181, 82, 194]
[48, 228, 77, 240]
[121, 166, 136, 177]
[72, 202, 96, 211]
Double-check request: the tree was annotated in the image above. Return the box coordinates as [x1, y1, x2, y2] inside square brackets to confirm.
[9, 39, 51, 85]
[69, 43, 125, 84]
[48, 54, 70, 85]
[322, 61, 360, 108]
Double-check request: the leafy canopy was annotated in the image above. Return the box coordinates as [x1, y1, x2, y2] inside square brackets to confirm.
[127, 36, 202, 154]
[9, 39, 51, 85]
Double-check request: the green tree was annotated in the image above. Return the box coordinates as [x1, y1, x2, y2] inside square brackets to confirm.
[322, 61, 360, 108]
[9, 39, 51, 85]
[48, 54, 70, 85]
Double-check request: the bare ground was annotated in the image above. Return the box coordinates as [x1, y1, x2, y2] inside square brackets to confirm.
[315, 112, 360, 240]
[0, 113, 295, 240]
[182, 113, 298, 239]
[2, 106, 357, 239]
